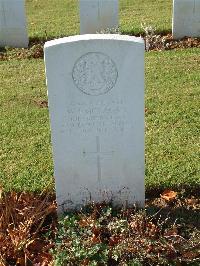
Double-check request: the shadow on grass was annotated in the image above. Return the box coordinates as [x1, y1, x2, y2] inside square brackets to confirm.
[1, 32, 200, 61]
[146, 198, 200, 229]
[28, 35, 62, 46]
[121, 28, 172, 37]
[146, 184, 200, 199]
[145, 184, 200, 229]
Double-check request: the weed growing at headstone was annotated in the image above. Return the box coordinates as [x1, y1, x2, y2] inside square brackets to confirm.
[141, 23, 165, 51]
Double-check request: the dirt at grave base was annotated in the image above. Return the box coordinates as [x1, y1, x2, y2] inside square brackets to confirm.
[0, 188, 199, 265]
[144, 33, 200, 51]
[0, 34, 200, 61]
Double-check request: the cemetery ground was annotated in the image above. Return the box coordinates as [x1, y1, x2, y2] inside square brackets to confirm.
[1, 49, 199, 266]
[0, 0, 200, 265]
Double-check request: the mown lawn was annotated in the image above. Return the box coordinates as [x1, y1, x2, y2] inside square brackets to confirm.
[26, 0, 172, 39]
[0, 48, 199, 192]
[0, 59, 53, 191]
[145, 48, 200, 189]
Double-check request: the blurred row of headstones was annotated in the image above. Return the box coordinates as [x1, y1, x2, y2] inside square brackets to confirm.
[0, 0, 199, 47]
[173, 0, 200, 39]
[0, 0, 28, 47]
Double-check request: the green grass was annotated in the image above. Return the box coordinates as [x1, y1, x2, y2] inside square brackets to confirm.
[0, 49, 199, 192]
[0, 0, 199, 192]
[26, 0, 172, 39]
[145, 48, 200, 189]
[120, 0, 172, 35]
[0, 60, 53, 191]
[26, 0, 79, 39]
[1, 2, 199, 265]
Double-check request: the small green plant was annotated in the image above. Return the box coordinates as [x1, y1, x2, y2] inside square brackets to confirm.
[51, 202, 200, 265]
[141, 23, 164, 51]
[52, 214, 109, 265]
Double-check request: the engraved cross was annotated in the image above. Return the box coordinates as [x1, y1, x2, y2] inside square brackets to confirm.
[83, 136, 114, 183]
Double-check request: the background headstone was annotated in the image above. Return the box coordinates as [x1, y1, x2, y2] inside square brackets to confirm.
[44, 34, 145, 213]
[0, 0, 28, 47]
[80, 0, 118, 34]
[173, 0, 200, 39]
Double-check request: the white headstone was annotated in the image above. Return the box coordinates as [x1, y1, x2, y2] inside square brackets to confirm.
[80, 0, 118, 34]
[44, 34, 145, 213]
[173, 0, 200, 39]
[0, 0, 28, 48]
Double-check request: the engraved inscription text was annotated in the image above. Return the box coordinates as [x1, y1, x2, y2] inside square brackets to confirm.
[65, 99, 128, 135]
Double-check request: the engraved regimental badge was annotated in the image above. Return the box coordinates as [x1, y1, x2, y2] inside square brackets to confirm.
[72, 52, 118, 96]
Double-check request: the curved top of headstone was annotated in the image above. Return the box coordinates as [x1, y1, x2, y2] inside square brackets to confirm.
[44, 34, 144, 49]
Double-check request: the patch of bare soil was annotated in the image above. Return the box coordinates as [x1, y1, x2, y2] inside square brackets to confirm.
[0, 187, 199, 265]
[34, 100, 48, 108]
[0, 35, 199, 61]
[144, 33, 200, 51]
[0, 42, 44, 61]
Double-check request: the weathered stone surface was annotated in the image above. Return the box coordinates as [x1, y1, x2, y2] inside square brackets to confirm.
[44, 34, 145, 213]
[80, 0, 118, 34]
[173, 0, 200, 39]
[0, 0, 28, 48]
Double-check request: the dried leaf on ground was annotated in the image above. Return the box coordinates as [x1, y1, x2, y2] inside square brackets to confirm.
[161, 189, 177, 201]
